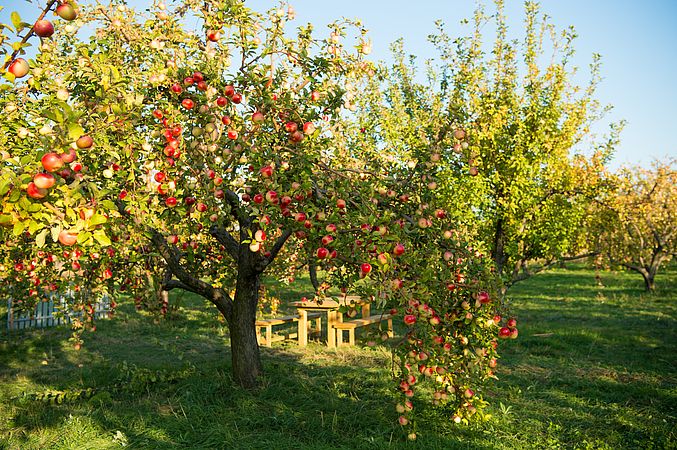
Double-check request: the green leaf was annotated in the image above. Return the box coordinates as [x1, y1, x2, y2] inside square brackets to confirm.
[27, 220, 42, 234]
[51, 224, 61, 243]
[12, 220, 25, 236]
[35, 228, 48, 247]
[88, 214, 107, 227]
[8, 189, 21, 203]
[10, 11, 21, 30]
[93, 229, 111, 246]
[67, 122, 85, 140]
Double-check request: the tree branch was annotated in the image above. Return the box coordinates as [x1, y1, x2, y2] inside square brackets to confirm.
[258, 229, 293, 271]
[209, 225, 240, 261]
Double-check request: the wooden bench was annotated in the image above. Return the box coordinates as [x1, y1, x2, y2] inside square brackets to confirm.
[256, 312, 322, 347]
[333, 314, 394, 346]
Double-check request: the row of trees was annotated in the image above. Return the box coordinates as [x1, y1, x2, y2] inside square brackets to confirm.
[0, 0, 672, 437]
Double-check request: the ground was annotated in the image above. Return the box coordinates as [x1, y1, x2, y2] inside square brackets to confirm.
[0, 265, 675, 449]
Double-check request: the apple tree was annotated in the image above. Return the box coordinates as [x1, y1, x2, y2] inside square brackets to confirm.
[591, 160, 675, 291]
[0, 0, 511, 435]
[355, 0, 619, 288]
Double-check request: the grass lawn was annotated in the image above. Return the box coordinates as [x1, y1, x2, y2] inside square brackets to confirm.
[0, 265, 675, 449]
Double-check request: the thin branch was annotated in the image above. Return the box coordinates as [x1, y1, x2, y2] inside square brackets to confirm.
[209, 224, 240, 261]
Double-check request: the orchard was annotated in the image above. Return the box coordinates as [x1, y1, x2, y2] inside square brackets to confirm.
[0, 0, 518, 438]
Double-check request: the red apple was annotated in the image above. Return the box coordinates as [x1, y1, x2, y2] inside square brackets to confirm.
[285, 122, 298, 133]
[265, 190, 278, 203]
[33, 20, 55, 38]
[41, 153, 64, 172]
[290, 130, 304, 143]
[507, 318, 517, 328]
[26, 182, 47, 199]
[165, 197, 178, 207]
[181, 98, 195, 110]
[58, 230, 78, 246]
[224, 85, 235, 97]
[336, 199, 346, 209]
[33, 173, 55, 189]
[60, 148, 77, 163]
[216, 97, 228, 107]
[227, 129, 238, 140]
[253, 193, 264, 204]
[8, 58, 29, 79]
[171, 83, 182, 94]
[360, 263, 372, 274]
[316, 247, 329, 259]
[404, 315, 416, 325]
[231, 93, 242, 104]
[393, 243, 405, 256]
[302, 122, 315, 134]
[260, 165, 273, 178]
[498, 327, 511, 339]
[207, 30, 221, 42]
[252, 111, 264, 123]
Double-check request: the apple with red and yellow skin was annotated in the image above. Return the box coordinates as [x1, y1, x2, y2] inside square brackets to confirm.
[303, 122, 315, 134]
[8, 59, 29, 79]
[61, 148, 77, 163]
[33, 173, 55, 189]
[316, 247, 329, 259]
[207, 30, 221, 42]
[260, 165, 273, 178]
[79, 208, 95, 221]
[26, 182, 48, 199]
[76, 135, 93, 149]
[58, 230, 78, 246]
[498, 327, 511, 339]
[41, 153, 64, 172]
[478, 291, 491, 304]
[34, 20, 55, 37]
[393, 243, 405, 256]
[56, 3, 77, 20]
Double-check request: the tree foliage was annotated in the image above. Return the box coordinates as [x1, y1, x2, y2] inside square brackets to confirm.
[592, 159, 676, 291]
[356, 0, 619, 287]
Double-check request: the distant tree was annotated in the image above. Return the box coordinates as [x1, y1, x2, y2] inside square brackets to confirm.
[593, 160, 676, 291]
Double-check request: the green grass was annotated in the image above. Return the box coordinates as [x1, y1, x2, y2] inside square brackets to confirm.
[0, 266, 675, 449]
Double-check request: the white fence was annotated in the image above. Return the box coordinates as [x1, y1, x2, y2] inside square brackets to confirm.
[6, 293, 110, 331]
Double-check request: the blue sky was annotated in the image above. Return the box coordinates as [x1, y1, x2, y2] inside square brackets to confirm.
[2, 0, 676, 168]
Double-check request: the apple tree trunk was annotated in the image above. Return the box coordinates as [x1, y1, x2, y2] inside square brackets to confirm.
[228, 270, 263, 389]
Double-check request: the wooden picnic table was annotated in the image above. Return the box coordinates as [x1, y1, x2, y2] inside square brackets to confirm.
[289, 295, 370, 348]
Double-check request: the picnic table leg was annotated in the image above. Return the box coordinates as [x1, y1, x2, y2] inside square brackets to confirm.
[297, 309, 308, 346]
[327, 310, 340, 348]
[361, 303, 370, 319]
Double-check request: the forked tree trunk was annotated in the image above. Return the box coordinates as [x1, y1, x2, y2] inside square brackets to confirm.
[228, 271, 263, 388]
[642, 273, 655, 292]
[492, 217, 508, 277]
